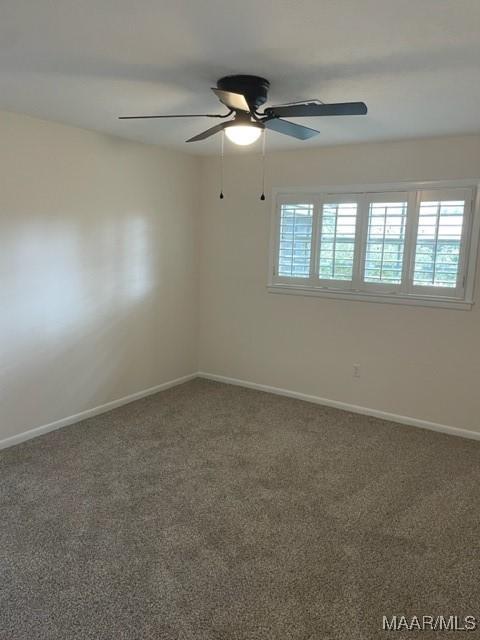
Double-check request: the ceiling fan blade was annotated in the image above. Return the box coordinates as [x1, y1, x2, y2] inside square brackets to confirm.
[186, 122, 228, 142]
[119, 113, 225, 119]
[264, 118, 319, 140]
[266, 102, 368, 118]
[212, 88, 250, 112]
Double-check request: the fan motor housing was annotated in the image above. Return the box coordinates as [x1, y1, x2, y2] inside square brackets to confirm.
[217, 75, 270, 110]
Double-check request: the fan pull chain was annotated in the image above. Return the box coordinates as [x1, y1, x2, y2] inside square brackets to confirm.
[260, 128, 266, 201]
[219, 129, 225, 199]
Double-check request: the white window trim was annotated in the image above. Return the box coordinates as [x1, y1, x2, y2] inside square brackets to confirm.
[268, 180, 480, 310]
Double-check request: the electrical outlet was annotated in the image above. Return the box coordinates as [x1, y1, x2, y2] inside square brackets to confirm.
[353, 364, 361, 378]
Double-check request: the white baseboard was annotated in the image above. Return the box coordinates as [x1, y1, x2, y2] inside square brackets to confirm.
[3, 370, 478, 451]
[198, 371, 480, 442]
[0, 373, 197, 451]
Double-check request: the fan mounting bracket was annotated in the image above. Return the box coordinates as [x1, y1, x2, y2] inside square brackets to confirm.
[216, 75, 270, 111]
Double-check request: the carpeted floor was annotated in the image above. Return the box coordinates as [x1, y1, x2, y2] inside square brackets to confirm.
[1, 379, 480, 640]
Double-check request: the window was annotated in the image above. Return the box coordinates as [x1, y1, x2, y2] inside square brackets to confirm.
[318, 200, 357, 281]
[270, 183, 478, 309]
[363, 199, 407, 285]
[278, 203, 313, 278]
[413, 199, 464, 288]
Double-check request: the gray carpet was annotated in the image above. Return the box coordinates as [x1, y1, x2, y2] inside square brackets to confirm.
[1, 379, 480, 640]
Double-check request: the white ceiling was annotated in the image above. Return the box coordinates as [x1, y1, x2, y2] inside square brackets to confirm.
[1, 0, 480, 155]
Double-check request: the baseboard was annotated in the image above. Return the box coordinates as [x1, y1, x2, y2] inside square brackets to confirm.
[198, 371, 480, 442]
[3, 370, 478, 451]
[0, 373, 197, 451]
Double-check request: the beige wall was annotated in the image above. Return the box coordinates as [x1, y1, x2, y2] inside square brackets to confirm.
[3, 117, 480, 443]
[198, 136, 480, 432]
[0, 111, 199, 442]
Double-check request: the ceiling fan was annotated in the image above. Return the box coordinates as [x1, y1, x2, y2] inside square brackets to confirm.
[119, 75, 368, 146]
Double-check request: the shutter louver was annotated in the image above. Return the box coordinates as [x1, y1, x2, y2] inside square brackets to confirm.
[278, 203, 313, 278]
[413, 200, 465, 288]
[319, 202, 357, 281]
[363, 201, 408, 284]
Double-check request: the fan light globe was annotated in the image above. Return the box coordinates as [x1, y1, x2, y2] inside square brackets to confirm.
[225, 125, 262, 146]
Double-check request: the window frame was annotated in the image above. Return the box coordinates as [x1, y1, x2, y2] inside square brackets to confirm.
[268, 180, 480, 310]
[408, 188, 473, 300]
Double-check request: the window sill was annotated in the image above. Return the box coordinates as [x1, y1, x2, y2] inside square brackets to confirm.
[267, 284, 474, 310]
